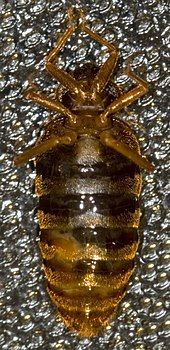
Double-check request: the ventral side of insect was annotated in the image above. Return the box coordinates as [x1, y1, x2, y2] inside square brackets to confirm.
[14, 8, 154, 338]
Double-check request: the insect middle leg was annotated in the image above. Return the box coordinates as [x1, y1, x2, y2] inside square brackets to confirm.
[24, 90, 78, 126]
[98, 65, 153, 172]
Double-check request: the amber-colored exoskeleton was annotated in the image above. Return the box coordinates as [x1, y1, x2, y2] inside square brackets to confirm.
[14, 9, 154, 337]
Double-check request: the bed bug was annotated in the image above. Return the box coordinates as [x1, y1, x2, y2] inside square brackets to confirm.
[14, 8, 154, 338]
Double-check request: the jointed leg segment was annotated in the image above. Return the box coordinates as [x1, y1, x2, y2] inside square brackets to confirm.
[80, 17, 119, 95]
[100, 130, 154, 172]
[16, 10, 153, 173]
[80, 23, 117, 52]
[45, 24, 85, 100]
[47, 27, 75, 63]
[97, 56, 153, 172]
[97, 67, 149, 127]
[91, 51, 119, 94]
[24, 90, 78, 126]
[45, 9, 119, 99]
[14, 131, 77, 166]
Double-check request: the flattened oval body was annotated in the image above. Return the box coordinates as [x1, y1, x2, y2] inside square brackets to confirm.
[14, 12, 153, 336]
[36, 110, 142, 337]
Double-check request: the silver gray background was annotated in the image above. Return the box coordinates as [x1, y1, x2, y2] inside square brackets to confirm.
[0, 0, 169, 349]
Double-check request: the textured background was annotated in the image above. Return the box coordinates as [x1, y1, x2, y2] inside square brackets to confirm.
[0, 0, 169, 349]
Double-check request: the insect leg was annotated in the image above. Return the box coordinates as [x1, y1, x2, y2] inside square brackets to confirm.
[24, 90, 78, 126]
[45, 11, 86, 100]
[45, 62, 85, 101]
[47, 29, 74, 63]
[77, 13, 119, 94]
[97, 68, 149, 127]
[14, 131, 77, 166]
[100, 130, 154, 172]
[91, 50, 119, 94]
[81, 23, 117, 52]
[46, 8, 81, 62]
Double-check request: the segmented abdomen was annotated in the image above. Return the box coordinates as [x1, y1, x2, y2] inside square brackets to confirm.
[35, 134, 142, 337]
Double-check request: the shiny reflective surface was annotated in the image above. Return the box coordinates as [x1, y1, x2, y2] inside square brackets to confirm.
[37, 130, 141, 337]
[32, 47, 144, 341]
[1, 0, 169, 349]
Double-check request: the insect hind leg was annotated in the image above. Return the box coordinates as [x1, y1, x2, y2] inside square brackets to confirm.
[14, 131, 77, 166]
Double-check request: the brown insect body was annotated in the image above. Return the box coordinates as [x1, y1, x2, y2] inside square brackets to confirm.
[15, 9, 154, 338]
[36, 64, 141, 337]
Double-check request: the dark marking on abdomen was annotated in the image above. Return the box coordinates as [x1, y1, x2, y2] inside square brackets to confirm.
[36, 136, 142, 337]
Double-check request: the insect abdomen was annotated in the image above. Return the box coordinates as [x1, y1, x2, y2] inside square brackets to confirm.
[36, 132, 142, 337]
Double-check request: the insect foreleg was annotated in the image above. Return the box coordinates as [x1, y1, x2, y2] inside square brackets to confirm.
[45, 11, 86, 100]
[91, 50, 119, 94]
[47, 27, 74, 64]
[45, 62, 85, 100]
[81, 23, 117, 52]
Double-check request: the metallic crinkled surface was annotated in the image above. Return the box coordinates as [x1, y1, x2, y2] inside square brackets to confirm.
[0, 0, 169, 349]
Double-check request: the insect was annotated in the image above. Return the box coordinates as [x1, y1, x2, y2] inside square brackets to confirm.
[14, 9, 154, 337]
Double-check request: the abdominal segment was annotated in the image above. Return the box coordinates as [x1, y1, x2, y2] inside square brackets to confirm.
[36, 136, 142, 337]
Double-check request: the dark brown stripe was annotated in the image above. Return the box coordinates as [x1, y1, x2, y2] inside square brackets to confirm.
[45, 256, 134, 275]
[40, 227, 138, 251]
[39, 193, 139, 216]
[72, 227, 138, 248]
[44, 263, 133, 287]
[36, 175, 140, 196]
[48, 290, 118, 313]
[48, 285, 125, 306]
[36, 156, 139, 180]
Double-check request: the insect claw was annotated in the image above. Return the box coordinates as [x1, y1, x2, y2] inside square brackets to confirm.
[67, 7, 74, 26]
[23, 88, 34, 99]
[67, 7, 86, 29]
